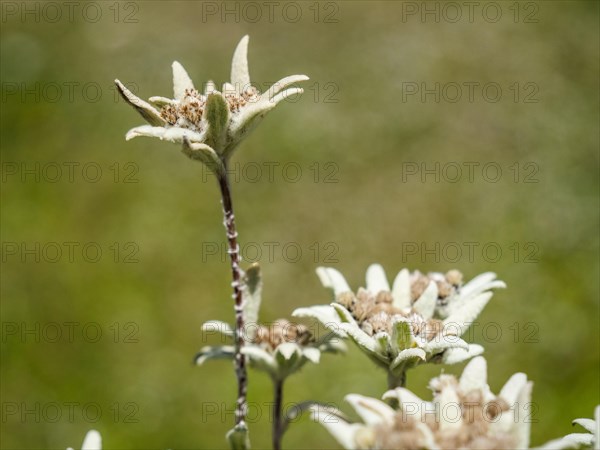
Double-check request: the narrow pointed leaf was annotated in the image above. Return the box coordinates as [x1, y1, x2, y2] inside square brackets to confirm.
[443, 291, 493, 336]
[181, 137, 224, 175]
[231, 35, 250, 91]
[390, 348, 426, 372]
[148, 96, 176, 107]
[331, 302, 357, 326]
[265, 75, 309, 99]
[115, 79, 166, 126]
[499, 372, 528, 406]
[374, 332, 391, 355]
[292, 305, 345, 335]
[439, 343, 484, 365]
[412, 281, 437, 319]
[345, 394, 395, 426]
[423, 336, 469, 355]
[195, 345, 235, 365]
[461, 272, 504, 298]
[242, 263, 262, 331]
[438, 387, 462, 432]
[366, 264, 390, 293]
[311, 406, 361, 450]
[172, 61, 194, 100]
[392, 269, 411, 309]
[514, 381, 533, 449]
[316, 267, 351, 295]
[241, 346, 277, 374]
[303, 347, 321, 363]
[270, 87, 303, 105]
[392, 319, 413, 351]
[459, 356, 488, 393]
[204, 93, 230, 152]
[572, 418, 596, 434]
[339, 323, 381, 357]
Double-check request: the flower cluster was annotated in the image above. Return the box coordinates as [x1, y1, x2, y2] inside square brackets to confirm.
[313, 357, 531, 449]
[115, 35, 308, 174]
[195, 264, 344, 381]
[312, 356, 600, 450]
[294, 265, 505, 381]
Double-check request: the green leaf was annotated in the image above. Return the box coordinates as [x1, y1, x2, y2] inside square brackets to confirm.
[375, 332, 391, 355]
[241, 346, 277, 377]
[242, 263, 262, 330]
[392, 320, 413, 351]
[114, 79, 166, 126]
[390, 348, 426, 374]
[194, 345, 235, 365]
[331, 303, 354, 324]
[226, 422, 250, 450]
[205, 92, 230, 152]
[275, 343, 301, 368]
[181, 138, 224, 176]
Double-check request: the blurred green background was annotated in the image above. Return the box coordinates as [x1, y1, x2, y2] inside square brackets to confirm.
[1, 1, 598, 449]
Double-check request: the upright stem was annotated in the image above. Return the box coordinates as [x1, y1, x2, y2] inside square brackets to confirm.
[387, 370, 407, 389]
[272, 379, 284, 450]
[217, 169, 247, 427]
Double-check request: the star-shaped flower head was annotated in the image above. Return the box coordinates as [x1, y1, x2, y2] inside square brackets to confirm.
[311, 357, 534, 449]
[66, 430, 102, 450]
[293, 264, 505, 381]
[115, 36, 308, 175]
[540, 406, 600, 450]
[195, 264, 344, 381]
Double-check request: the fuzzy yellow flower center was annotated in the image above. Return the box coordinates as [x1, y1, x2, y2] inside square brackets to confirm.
[251, 319, 313, 351]
[159, 87, 261, 132]
[336, 290, 443, 339]
[375, 378, 514, 450]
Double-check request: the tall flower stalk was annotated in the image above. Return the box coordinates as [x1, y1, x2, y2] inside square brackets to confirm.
[115, 35, 308, 447]
[217, 167, 248, 428]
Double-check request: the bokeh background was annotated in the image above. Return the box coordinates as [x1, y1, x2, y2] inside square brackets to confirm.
[1, 1, 598, 449]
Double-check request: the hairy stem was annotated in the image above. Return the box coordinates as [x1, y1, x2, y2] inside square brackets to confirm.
[217, 169, 247, 427]
[272, 379, 284, 450]
[387, 370, 407, 389]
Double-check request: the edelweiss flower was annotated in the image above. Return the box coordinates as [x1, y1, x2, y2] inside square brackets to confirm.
[66, 430, 101, 450]
[311, 356, 533, 450]
[115, 35, 308, 173]
[293, 264, 505, 381]
[195, 264, 344, 380]
[541, 406, 600, 450]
